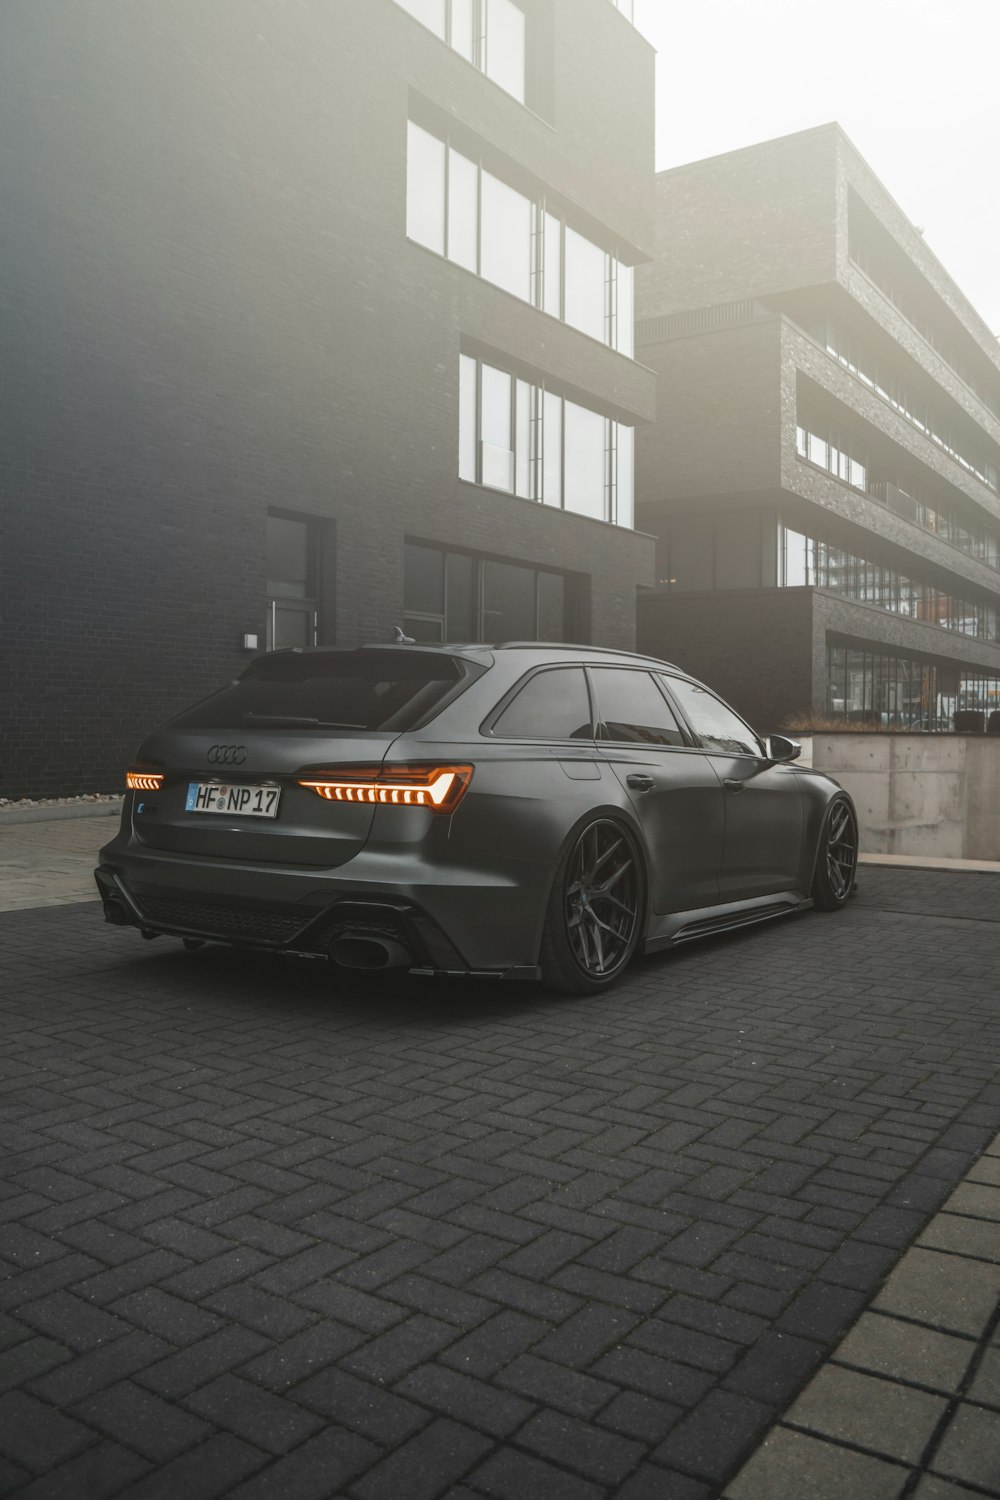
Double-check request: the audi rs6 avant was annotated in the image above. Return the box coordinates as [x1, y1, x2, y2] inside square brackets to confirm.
[96, 643, 858, 994]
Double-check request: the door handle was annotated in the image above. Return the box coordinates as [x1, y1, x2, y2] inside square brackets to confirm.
[626, 773, 655, 792]
[723, 779, 745, 794]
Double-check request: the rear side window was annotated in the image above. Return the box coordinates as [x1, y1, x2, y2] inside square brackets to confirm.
[664, 676, 762, 756]
[591, 669, 686, 747]
[492, 667, 593, 739]
[168, 650, 475, 733]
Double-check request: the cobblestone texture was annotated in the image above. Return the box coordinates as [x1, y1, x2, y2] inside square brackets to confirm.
[1, 868, 1000, 1497]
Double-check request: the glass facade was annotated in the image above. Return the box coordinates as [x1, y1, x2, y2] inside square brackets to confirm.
[826, 646, 950, 729]
[459, 353, 635, 526]
[393, 0, 525, 103]
[403, 542, 571, 642]
[779, 524, 997, 641]
[795, 417, 1000, 572]
[407, 121, 635, 357]
[825, 650, 1000, 730]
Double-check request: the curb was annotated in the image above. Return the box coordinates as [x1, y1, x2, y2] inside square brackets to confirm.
[0, 800, 123, 827]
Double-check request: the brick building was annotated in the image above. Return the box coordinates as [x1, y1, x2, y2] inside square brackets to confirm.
[636, 125, 1000, 735]
[0, 0, 654, 797]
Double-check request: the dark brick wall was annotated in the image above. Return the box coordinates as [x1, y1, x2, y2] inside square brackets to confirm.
[637, 125, 840, 320]
[0, 0, 655, 797]
[637, 319, 784, 503]
[637, 588, 818, 732]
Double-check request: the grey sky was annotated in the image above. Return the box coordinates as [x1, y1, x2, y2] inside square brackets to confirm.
[635, 0, 1000, 336]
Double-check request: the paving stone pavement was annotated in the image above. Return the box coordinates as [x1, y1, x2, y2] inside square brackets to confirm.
[1, 867, 1000, 1498]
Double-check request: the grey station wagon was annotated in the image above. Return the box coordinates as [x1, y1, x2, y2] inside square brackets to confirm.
[96, 643, 858, 993]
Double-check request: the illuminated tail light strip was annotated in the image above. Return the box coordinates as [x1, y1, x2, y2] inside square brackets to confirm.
[298, 765, 473, 814]
[126, 770, 165, 792]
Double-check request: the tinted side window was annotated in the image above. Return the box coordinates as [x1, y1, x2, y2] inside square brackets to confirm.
[664, 677, 762, 756]
[593, 670, 686, 747]
[492, 668, 592, 740]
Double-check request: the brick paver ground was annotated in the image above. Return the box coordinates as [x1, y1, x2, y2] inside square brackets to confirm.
[2, 868, 1000, 1498]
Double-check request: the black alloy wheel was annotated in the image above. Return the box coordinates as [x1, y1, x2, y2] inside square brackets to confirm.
[813, 796, 859, 910]
[541, 817, 643, 993]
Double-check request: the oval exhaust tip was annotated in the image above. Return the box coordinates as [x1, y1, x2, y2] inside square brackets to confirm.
[329, 935, 410, 971]
[103, 899, 131, 927]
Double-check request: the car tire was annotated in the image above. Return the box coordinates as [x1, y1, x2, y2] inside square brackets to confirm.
[812, 795, 858, 911]
[539, 816, 644, 994]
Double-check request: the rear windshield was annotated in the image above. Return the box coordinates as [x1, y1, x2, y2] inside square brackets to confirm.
[168, 650, 477, 733]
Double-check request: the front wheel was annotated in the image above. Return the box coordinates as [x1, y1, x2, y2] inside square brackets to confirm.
[539, 817, 644, 994]
[812, 796, 858, 910]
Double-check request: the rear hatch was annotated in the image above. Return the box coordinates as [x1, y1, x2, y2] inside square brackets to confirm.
[130, 647, 480, 867]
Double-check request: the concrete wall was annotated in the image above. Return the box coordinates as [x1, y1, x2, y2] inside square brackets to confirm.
[798, 733, 1000, 861]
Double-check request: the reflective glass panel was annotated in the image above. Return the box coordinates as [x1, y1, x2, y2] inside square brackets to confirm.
[484, 0, 526, 102]
[404, 615, 444, 643]
[480, 171, 531, 301]
[564, 229, 606, 343]
[542, 391, 562, 505]
[481, 364, 513, 491]
[616, 424, 634, 528]
[404, 543, 445, 615]
[406, 122, 445, 253]
[594, 670, 686, 747]
[617, 262, 634, 357]
[267, 516, 309, 598]
[450, 0, 476, 60]
[537, 571, 566, 641]
[447, 148, 478, 271]
[445, 551, 475, 639]
[493, 668, 592, 739]
[543, 211, 561, 317]
[782, 527, 807, 586]
[272, 606, 311, 651]
[563, 400, 606, 520]
[393, 0, 446, 36]
[666, 678, 761, 756]
[483, 560, 536, 639]
[458, 354, 477, 482]
[515, 379, 535, 498]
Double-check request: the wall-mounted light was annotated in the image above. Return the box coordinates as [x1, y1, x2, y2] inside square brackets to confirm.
[242, 633, 259, 651]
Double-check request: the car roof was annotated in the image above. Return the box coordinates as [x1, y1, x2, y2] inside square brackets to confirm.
[265, 642, 685, 674]
[355, 641, 683, 670]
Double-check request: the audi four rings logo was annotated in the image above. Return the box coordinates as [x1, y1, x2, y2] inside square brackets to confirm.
[207, 745, 248, 765]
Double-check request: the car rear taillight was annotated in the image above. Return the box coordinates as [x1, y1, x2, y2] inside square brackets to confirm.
[298, 764, 473, 813]
[126, 768, 165, 792]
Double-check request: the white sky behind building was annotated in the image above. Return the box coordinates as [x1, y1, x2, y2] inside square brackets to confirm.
[635, 0, 1000, 336]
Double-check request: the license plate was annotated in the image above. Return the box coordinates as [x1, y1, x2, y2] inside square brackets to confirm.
[186, 783, 281, 818]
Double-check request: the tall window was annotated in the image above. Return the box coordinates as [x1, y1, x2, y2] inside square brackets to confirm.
[406, 120, 635, 357]
[404, 543, 572, 643]
[393, 0, 526, 103]
[266, 513, 319, 651]
[459, 354, 635, 526]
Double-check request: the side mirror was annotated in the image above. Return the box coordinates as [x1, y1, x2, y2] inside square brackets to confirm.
[764, 734, 801, 764]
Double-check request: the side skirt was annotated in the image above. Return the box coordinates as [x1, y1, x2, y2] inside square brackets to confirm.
[643, 892, 813, 954]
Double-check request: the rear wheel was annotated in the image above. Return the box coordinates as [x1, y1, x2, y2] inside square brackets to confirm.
[812, 796, 858, 910]
[539, 817, 644, 994]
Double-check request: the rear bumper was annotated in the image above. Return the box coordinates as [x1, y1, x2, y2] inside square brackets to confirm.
[95, 832, 551, 979]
